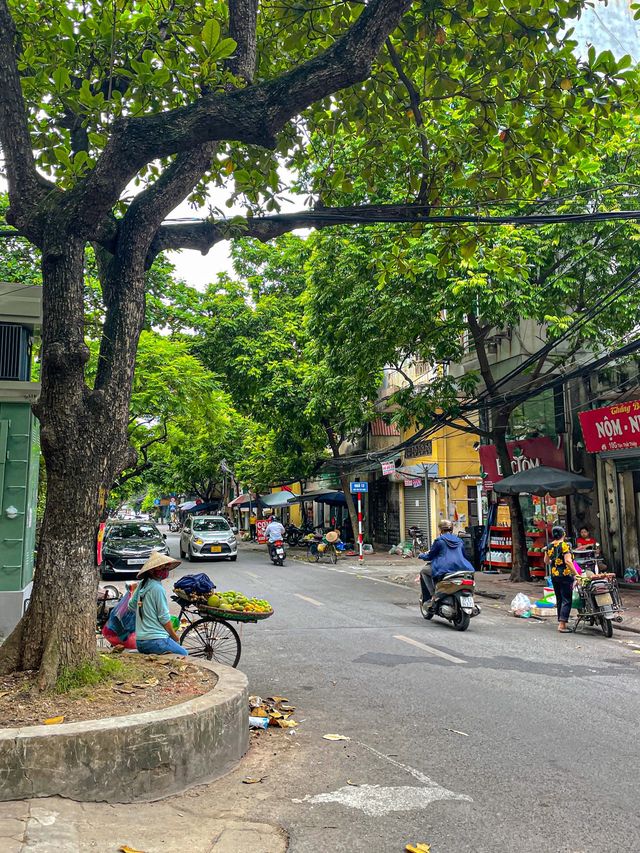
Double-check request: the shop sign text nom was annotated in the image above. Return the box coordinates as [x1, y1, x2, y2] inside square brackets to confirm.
[479, 436, 565, 488]
[579, 400, 640, 453]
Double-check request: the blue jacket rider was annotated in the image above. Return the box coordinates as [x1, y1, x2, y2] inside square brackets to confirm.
[419, 519, 474, 584]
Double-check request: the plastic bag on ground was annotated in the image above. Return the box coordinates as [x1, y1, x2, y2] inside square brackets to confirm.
[510, 592, 532, 617]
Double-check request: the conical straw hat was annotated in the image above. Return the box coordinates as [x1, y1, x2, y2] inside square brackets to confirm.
[137, 550, 181, 578]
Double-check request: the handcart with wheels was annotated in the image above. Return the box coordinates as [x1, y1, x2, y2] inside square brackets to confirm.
[572, 572, 624, 638]
[171, 590, 273, 667]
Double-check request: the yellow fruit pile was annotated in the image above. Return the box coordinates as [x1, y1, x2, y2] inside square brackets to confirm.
[207, 590, 272, 614]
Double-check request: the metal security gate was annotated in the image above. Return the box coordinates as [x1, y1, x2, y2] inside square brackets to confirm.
[404, 484, 429, 534]
[370, 479, 400, 545]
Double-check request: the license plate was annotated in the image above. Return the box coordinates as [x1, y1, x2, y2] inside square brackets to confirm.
[210, 545, 222, 553]
[460, 595, 474, 609]
[126, 559, 146, 565]
[276, 549, 284, 556]
[595, 593, 612, 606]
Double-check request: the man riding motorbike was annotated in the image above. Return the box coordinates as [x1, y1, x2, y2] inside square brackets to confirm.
[418, 519, 474, 611]
[265, 516, 286, 560]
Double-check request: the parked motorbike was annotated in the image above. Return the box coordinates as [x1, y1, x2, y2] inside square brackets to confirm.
[408, 525, 427, 556]
[285, 522, 314, 547]
[168, 520, 181, 533]
[574, 572, 623, 637]
[269, 539, 286, 566]
[419, 566, 480, 631]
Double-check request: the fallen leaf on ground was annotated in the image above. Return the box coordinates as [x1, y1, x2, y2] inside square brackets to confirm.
[346, 780, 360, 786]
[279, 704, 295, 711]
[144, 678, 159, 687]
[0, 691, 11, 700]
[242, 777, 264, 784]
[252, 707, 269, 717]
[323, 734, 350, 741]
[406, 844, 430, 853]
[112, 687, 135, 695]
[447, 729, 469, 737]
[248, 695, 263, 707]
[43, 715, 64, 725]
[277, 719, 298, 728]
[268, 696, 288, 702]
[131, 684, 148, 690]
[119, 846, 147, 853]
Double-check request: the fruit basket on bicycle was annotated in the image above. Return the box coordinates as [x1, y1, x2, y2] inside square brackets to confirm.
[171, 585, 273, 667]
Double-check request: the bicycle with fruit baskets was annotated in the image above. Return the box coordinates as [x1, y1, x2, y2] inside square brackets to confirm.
[171, 588, 273, 668]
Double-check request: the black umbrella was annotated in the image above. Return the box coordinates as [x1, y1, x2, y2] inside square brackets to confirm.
[492, 466, 593, 497]
[493, 466, 593, 584]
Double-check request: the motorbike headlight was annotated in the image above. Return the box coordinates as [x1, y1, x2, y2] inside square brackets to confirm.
[194, 538, 204, 546]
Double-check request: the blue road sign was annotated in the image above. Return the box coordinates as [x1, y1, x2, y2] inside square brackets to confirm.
[350, 481, 368, 493]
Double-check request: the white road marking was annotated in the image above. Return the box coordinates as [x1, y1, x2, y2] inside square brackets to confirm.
[296, 783, 471, 817]
[294, 593, 324, 607]
[245, 571, 260, 579]
[393, 634, 467, 664]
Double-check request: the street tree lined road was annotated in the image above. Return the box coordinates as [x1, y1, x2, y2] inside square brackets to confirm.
[110, 534, 640, 853]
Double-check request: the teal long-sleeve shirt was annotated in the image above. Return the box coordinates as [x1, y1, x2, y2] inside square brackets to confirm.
[128, 578, 171, 641]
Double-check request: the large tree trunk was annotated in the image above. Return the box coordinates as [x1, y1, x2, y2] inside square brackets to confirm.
[0, 240, 147, 688]
[493, 413, 530, 583]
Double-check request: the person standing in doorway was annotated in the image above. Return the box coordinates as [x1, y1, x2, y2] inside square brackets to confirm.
[544, 525, 576, 634]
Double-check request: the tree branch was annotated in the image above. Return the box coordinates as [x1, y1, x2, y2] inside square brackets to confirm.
[0, 0, 51, 226]
[227, 0, 259, 83]
[467, 313, 499, 398]
[63, 0, 413, 236]
[114, 424, 168, 487]
[385, 38, 430, 204]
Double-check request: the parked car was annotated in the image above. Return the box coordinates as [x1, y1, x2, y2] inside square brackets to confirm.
[101, 520, 170, 578]
[180, 515, 238, 562]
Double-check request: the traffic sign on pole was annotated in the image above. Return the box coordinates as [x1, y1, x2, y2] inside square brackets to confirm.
[350, 481, 368, 493]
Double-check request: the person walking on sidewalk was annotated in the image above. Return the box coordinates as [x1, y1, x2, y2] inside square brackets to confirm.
[128, 552, 188, 655]
[544, 526, 576, 634]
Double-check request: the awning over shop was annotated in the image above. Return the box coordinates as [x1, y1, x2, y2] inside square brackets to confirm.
[261, 490, 295, 508]
[287, 489, 347, 506]
[189, 501, 220, 514]
[227, 494, 265, 509]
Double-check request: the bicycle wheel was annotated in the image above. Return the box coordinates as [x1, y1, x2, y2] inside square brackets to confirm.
[329, 544, 338, 565]
[180, 618, 241, 667]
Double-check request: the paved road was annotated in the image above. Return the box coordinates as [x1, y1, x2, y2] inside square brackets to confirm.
[142, 534, 640, 853]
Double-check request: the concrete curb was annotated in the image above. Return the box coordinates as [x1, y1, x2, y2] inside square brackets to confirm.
[0, 659, 249, 804]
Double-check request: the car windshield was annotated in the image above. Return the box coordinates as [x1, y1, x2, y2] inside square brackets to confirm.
[107, 524, 160, 540]
[192, 519, 229, 532]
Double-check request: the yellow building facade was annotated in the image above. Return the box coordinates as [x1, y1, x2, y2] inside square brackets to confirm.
[399, 422, 482, 543]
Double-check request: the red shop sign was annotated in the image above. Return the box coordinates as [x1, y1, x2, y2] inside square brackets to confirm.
[256, 519, 270, 545]
[579, 399, 640, 453]
[479, 436, 565, 489]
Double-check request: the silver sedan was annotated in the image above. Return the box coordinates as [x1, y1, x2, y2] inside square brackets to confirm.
[179, 515, 238, 561]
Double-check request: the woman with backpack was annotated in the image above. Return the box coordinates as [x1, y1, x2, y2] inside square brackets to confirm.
[128, 551, 188, 655]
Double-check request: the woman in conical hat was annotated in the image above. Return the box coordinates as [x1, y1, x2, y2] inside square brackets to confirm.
[128, 552, 187, 655]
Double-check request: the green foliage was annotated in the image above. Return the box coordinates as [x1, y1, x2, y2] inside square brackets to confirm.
[55, 654, 127, 694]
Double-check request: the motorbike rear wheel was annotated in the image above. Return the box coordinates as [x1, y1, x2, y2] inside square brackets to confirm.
[453, 610, 471, 631]
[599, 615, 613, 638]
[419, 601, 433, 620]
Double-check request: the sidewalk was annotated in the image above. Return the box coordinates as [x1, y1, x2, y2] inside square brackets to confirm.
[240, 540, 640, 633]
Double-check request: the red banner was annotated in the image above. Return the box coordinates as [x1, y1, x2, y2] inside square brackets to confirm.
[479, 436, 565, 489]
[256, 519, 269, 544]
[579, 399, 640, 453]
